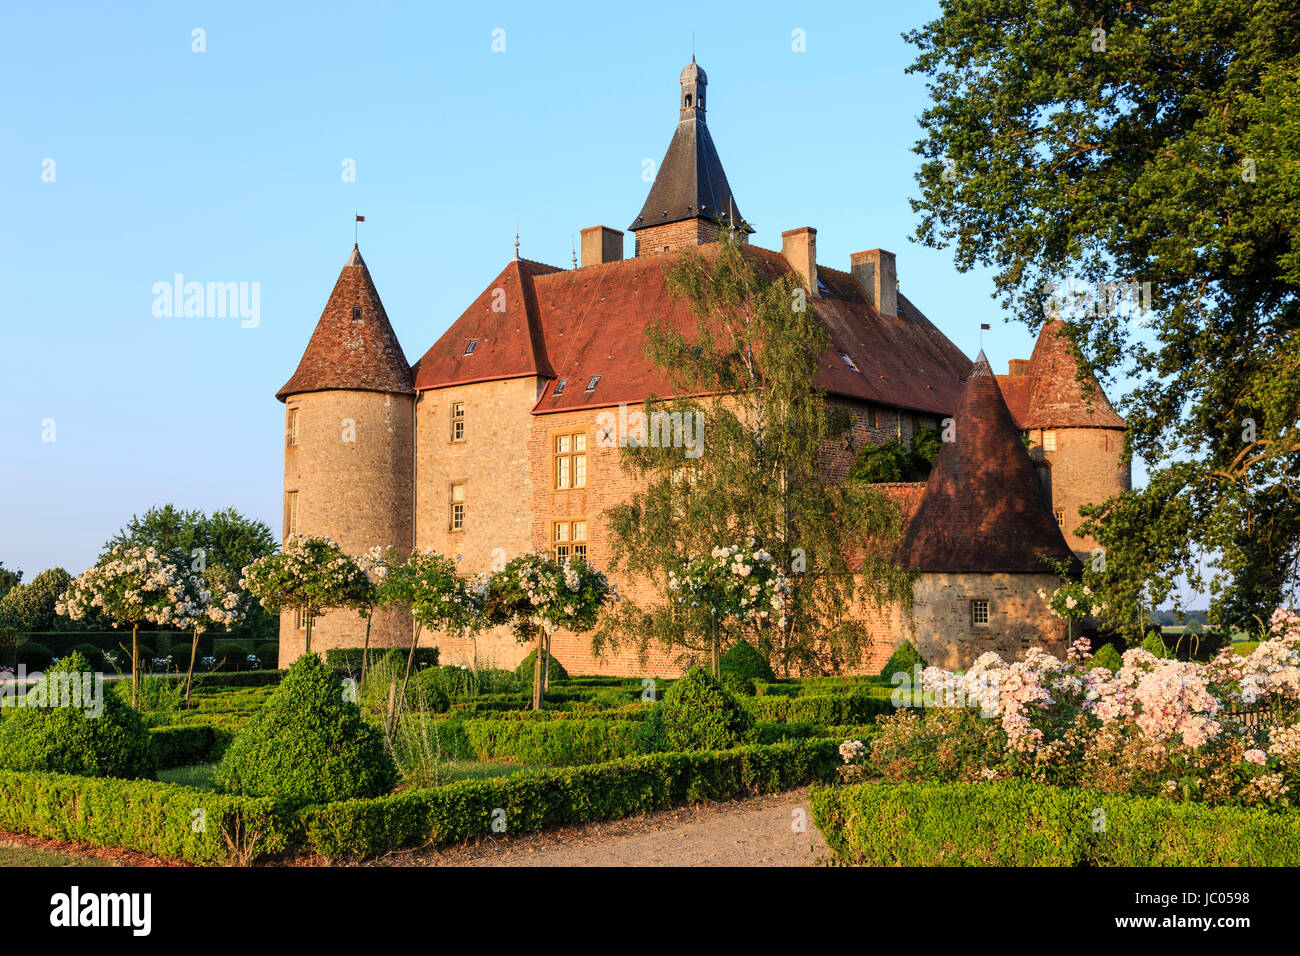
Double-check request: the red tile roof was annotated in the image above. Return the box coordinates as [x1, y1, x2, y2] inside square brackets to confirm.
[995, 321, 1125, 430]
[895, 352, 1079, 574]
[413, 244, 971, 417]
[277, 246, 413, 401]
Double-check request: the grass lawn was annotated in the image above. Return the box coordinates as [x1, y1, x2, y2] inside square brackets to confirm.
[0, 842, 111, 867]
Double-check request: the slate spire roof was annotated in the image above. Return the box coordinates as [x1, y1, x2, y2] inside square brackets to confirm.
[277, 245, 414, 401]
[629, 59, 751, 235]
[995, 321, 1125, 429]
[895, 351, 1079, 574]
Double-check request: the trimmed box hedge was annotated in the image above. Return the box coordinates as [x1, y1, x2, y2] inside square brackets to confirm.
[298, 739, 840, 859]
[149, 724, 234, 769]
[810, 779, 1300, 866]
[744, 693, 895, 725]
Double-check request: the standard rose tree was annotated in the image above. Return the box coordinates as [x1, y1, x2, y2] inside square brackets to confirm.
[239, 536, 371, 655]
[56, 545, 198, 708]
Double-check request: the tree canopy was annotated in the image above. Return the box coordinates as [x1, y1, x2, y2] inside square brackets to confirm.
[906, 1, 1300, 632]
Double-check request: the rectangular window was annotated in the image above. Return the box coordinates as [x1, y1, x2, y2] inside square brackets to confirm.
[1043, 430, 1058, 452]
[287, 407, 299, 446]
[553, 519, 588, 562]
[294, 608, 307, 632]
[286, 491, 299, 537]
[554, 379, 567, 395]
[451, 402, 466, 441]
[465, 339, 478, 355]
[450, 483, 465, 531]
[554, 431, 588, 489]
[585, 375, 601, 392]
[867, 406, 878, 428]
[971, 599, 990, 626]
[1054, 509, 1065, 528]
[840, 352, 860, 372]
[1102, 433, 1111, 452]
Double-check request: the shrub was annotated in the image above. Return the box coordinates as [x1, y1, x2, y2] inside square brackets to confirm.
[149, 724, 235, 769]
[255, 643, 279, 668]
[744, 693, 894, 725]
[214, 654, 396, 805]
[0, 651, 155, 779]
[720, 639, 776, 683]
[68, 643, 106, 671]
[325, 646, 440, 672]
[721, 673, 757, 697]
[639, 667, 755, 753]
[1139, 631, 1172, 659]
[515, 649, 568, 684]
[879, 640, 926, 681]
[1089, 643, 1123, 672]
[15, 642, 53, 671]
[213, 642, 250, 671]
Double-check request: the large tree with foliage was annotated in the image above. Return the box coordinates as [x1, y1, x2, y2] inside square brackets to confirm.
[601, 237, 914, 676]
[905, 1, 1300, 635]
[106, 505, 277, 640]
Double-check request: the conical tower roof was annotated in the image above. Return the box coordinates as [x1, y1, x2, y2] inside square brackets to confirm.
[277, 245, 413, 401]
[895, 351, 1079, 574]
[629, 60, 751, 235]
[1022, 321, 1125, 429]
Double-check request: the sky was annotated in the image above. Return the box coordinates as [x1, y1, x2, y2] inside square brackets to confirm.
[2, 1, 1183, 596]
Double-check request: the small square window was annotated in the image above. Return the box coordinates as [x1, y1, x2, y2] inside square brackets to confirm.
[352, 307, 363, 322]
[1043, 430, 1057, 452]
[465, 339, 478, 355]
[554, 379, 567, 395]
[586, 375, 601, 392]
[971, 599, 990, 626]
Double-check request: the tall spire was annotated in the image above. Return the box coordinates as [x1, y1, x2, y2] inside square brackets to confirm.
[629, 60, 751, 241]
[276, 245, 413, 401]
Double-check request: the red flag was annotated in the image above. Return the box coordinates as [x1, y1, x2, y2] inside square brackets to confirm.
[356, 215, 365, 222]
[980, 323, 990, 330]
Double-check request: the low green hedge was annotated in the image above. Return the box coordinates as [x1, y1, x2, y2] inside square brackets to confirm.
[299, 739, 839, 859]
[810, 779, 1300, 866]
[0, 769, 295, 865]
[326, 647, 440, 672]
[744, 693, 895, 725]
[149, 724, 234, 769]
[457, 719, 645, 766]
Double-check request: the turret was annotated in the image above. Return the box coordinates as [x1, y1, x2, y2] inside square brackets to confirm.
[276, 245, 414, 663]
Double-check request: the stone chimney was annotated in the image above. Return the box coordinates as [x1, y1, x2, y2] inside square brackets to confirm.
[580, 226, 623, 267]
[781, 227, 818, 295]
[1008, 359, 1030, 376]
[851, 249, 897, 318]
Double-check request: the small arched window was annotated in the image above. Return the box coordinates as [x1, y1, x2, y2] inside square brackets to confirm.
[684, 93, 692, 107]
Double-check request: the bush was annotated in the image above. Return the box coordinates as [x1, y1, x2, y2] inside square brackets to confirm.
[810, 779, 1300, 866]
[414, 664, 519, 701]
[15, 642, 53, 671]
[0, 652, 155, 779]
[149, 724, 235, 769]
[516, 649, 568, 684]
[459, 718, 644, 765]
[1089, 643, 1123, 672]
[879, 640, 926, 681]
[325, 646, 440, 672]
[67, 643, 106, 671]
[744, 693, 894, 725]
[1140, 631, 1172, 659]
[214, 654, 397, 805]
[720, 639, 776, 683]
[639, 668, 755, 753]
[255, 643, 279, 668]
[213, 642, 250, 671]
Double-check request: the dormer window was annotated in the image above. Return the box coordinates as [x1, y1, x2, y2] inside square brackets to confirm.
[585, 375, 601, 392]
[554, 379, 567, 396]
[465, 339, 478, 355]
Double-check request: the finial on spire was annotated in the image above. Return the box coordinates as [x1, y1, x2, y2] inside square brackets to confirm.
[514, 227, 519, 261]
[571, 236, 578, 269]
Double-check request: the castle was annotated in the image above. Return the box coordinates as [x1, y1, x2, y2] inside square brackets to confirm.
[275, 61, 1130, 674]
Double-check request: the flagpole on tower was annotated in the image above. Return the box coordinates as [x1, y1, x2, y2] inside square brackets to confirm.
[980, 322, 990, 349]
[355, 213, 365, 245]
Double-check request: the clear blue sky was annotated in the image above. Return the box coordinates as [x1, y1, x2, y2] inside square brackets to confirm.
[2, 1, 1168, 592]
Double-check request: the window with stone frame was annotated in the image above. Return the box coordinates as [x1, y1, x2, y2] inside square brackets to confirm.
[449, 482, 466, 531]
[286, 491, 299, 537]
[287, 407, 299, 446]
[554, 431, 588, 489]
[552, 519, 587, 562]
[971, 599, 990, 626]
[451, 402, 466, 442]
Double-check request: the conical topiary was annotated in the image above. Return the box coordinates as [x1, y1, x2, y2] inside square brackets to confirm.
[639, 667, 755, 753]
[0, 651, 155, 779]
[880, 640, 927, 681]
[720, 639, 776, 683]
[214, 653, 396, 804]
[515, 649, 568, 684]
[1089, 643, 1123, 673]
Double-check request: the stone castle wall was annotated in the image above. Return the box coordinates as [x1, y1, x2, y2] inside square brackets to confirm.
[1030, 426, 1130, 562]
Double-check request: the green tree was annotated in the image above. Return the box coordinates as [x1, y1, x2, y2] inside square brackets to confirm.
[0, 563, 21, 599]
[602, 237, 914, 676]
[906, 2, 1300, 629]
[0, 568, 76, 634]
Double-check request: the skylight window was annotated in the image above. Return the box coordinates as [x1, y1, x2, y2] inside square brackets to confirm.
[840, 353, 860, 372]
[465, 339, 478, 355]
[554, 379, 567, 396]
[585, 375, 601, 392]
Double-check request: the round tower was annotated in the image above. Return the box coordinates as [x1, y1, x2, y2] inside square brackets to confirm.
[276, 245, 414, 664]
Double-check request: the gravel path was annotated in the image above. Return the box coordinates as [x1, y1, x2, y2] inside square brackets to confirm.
[359, 787, 827, 867]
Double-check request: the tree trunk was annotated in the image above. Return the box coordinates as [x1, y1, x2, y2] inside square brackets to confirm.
[711, 614, 720, 680]
[360, 613, 373, 690]
[532, 631, 545, 711]
[541, 633, 552, 695]
[184, 628, 200, 709]
[131, 622, 139, 710]
[305, 613, 313, 655]
[395, 624, 422, 728]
